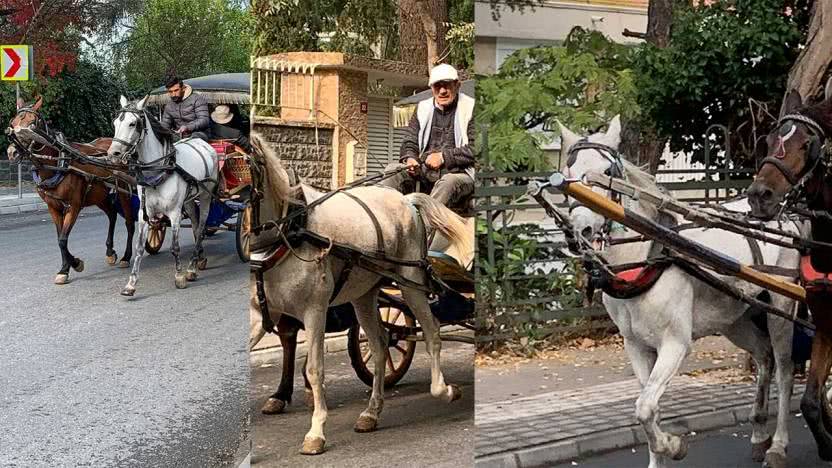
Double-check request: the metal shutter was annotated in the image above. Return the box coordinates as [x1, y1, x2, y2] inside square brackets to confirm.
[366, 97, 393, 174]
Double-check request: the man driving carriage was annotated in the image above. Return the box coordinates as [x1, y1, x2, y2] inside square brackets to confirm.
[161, 75, 212, 141]
[380, 64, 476, 212]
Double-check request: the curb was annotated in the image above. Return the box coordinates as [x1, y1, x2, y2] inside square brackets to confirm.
[249, 331, 350, 368]
[0, 193, 47, 215]
[475, 392, 803, 468]
[249, 325, 471, 368]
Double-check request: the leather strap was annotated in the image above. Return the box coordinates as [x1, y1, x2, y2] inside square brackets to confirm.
[341, 190, 385, 255]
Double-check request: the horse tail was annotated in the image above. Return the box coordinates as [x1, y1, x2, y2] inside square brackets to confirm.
[406, 193, 473, 259]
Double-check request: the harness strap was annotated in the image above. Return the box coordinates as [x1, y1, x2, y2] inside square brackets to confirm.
[340, 190, 385, 255]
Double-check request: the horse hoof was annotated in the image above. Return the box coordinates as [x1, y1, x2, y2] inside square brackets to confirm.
[300, 437, 326, 455]
[354, 415, 378, 433]
[752, 436, 774, 462]
[118, 260, 130, 269]
[121, 286, 135, 296]
[261, 398, 287, 415]
[671, 436, 688, 461]
[54, 274, 69, 285]
[175, 275, 188, 289]
[763, 451, 787, 468]
[445, 384, 463, 403]
[106, 255, 117, 265]
[73, 259, 84, 272]
[197, 258, 208, 270]
[185, 271, 197, 282]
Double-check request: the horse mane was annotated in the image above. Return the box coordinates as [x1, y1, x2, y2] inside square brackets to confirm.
[619, 159, 672, 219]
[799, 98, 832, 137]
[250, 132, 291, 202]
[143, 111, 175, 145]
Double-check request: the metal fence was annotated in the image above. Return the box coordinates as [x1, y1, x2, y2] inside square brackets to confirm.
[476, 129, 755, 347]
[0, 159, 35, 198]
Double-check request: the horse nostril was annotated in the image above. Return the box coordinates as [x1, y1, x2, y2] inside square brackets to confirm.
[580, 226, 593, 239]
[761, 188, 773, 201]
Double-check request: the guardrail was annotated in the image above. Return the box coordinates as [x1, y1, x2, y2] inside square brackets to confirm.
[0, 159, 35, 198]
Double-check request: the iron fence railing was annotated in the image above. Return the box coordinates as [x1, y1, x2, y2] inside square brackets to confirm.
[476, 125, 756, 347]
[0, 159, 35, 198]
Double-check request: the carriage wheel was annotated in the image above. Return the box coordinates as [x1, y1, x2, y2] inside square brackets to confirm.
[145, 225, 166, 255]
[235, 205, 252, 263]
[348, 294, 417, 388]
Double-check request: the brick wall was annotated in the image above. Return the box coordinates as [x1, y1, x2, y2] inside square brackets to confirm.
[253, 120, 335, 189]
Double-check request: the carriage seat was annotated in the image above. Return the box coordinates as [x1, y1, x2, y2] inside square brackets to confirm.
[428, 251, 474, 291]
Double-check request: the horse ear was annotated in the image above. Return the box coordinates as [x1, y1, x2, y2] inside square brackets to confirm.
[782, 89, 803, 115]
[32, 97, 43, 111]
[605, 115, 622, 148]
[825, 76, 832, 101]
[16, 97, 24, 110]
[557, 120, 580, 154]
[120, 95, 128, 108]
[136, 95, 149, 110]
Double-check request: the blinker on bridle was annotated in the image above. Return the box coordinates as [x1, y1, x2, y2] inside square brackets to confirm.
[565, 139, 625, 214]
[758, 113, 826, 187]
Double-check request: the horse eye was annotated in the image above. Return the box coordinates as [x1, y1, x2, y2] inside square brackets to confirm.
[129, 123, 136, 127]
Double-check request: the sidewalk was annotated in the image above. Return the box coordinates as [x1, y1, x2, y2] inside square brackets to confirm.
[475, 336, 805, 468]
[0, 192, 46, 215]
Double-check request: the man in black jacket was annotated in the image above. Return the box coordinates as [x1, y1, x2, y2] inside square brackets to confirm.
[210, 104, 251, 152]
[161, 76, 211, 140]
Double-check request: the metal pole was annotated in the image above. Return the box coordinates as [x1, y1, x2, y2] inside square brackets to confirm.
[16, 82, 22, 198]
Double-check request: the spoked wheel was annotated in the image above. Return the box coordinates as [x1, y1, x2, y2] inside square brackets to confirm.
[235, 205, 252, 263]
[145, 225, 166, 254]
[348, 293, 418, 388]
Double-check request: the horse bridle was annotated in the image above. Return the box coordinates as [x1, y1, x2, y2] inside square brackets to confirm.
[112, 107, 148, 162]
[758, 113, 826, 187]
[5, 106, 52, 159]
[564, 139, 626, 247]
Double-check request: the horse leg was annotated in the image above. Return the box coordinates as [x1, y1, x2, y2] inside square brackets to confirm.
[46, 204, 69, 283]
[352, 289, 388, 432]
[262, 318, 300, 415]
[55, 203, 84, 284]
[801, 326, 832, 460]
[722, 316, 775, 462]
[181, 200, 200, 281]
[118, 194, 135, 268]
[187, 191, 212, 276]
[98, 196, 118, 265]
[400, 286, 460, 403]
[300, 307, 328, 455]
[169, 211, 187, 289]
[121, 217, 148, 296]
[623, 338, 666, 468]
[635, 338, 690, 463]
[763, 303, 796, 468]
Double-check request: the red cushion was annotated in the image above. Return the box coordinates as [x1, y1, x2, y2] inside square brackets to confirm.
[800, 255, 830, 283]
[616, 267, 645, 283]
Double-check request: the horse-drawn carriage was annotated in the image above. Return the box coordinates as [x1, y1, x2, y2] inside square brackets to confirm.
[141, 73, 254, 262]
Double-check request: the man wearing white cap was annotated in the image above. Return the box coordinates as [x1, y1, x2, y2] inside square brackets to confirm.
[380, 63, 475, 211]
[210, 104, 251, 151]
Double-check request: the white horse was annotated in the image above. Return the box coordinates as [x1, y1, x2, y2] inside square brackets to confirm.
[107, 95, 219, 296]
[559, 116, 798, 468]
[249, 133, 471, 454]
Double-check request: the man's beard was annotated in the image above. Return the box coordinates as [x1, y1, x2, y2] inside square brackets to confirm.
[171, 96, 183, 103]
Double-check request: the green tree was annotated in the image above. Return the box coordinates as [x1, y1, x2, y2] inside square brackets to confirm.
[476, 27, 639, 172]
[117, 0, 254, 91]
[633, 0, 808, 165]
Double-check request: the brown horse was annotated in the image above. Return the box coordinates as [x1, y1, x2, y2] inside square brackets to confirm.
[7, 98, 136, 284]
[748, 89, 832, 465]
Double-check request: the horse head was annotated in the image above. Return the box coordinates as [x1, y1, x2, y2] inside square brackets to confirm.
[558, 115, 623, 247]
[6, 96, 48, 152]
[747, 89, 829, 220]
[108, 95, 149, 163]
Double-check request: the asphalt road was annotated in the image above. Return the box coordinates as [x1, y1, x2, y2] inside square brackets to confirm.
[251, 340, 475, 467]
[0, 210, 250, 466]
[555, 414, 828, 468]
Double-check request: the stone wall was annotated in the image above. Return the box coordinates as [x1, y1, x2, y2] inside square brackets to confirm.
[253, 119, 335, 189]
[337, 69, 368, 186]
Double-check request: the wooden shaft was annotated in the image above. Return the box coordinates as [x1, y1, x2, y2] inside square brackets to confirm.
[560, 180, 806, 302]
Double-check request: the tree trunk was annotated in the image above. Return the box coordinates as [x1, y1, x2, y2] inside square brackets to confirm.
[780, 0, 832, 115]
[399, 0, 447, 68]
[620, 0, 679, 172]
